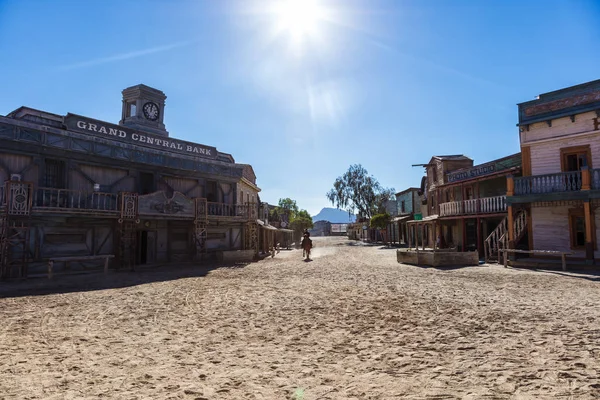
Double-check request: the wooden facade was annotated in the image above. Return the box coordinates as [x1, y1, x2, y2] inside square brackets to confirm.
[0, 85, 262, 280]
[507, 79, 600, 267]
[411, 153, 522, 261]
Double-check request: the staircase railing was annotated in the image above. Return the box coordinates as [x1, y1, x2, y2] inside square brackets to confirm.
[485, 210, 528, 264]
[484, 217, 507, 263]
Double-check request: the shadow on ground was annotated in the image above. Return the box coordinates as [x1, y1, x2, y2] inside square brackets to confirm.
[0, 261, 252, 299]
[508, 266, 600, 282]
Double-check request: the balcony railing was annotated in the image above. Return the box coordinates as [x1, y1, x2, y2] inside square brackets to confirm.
[592, 169, 600, 190]
[3, 183, 258, 219]
[514, 171, 581, 195]
[33, 187, 120, 213]
[207, 202, 257, 219]
[439, 195, 507, 217]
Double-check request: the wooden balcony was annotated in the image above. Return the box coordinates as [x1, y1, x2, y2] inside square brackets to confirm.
[207, 202, 257, 219]
[0, 184, 255, 221]
[439, 195, 507, 217]
[514, 171, 582, 195]
[33, 187, 119, 214]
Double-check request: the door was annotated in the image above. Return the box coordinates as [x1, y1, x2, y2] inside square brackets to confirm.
[465, 219, 477, 252]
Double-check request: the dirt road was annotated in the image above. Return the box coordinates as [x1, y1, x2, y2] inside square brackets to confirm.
[1, 236, 600, 399]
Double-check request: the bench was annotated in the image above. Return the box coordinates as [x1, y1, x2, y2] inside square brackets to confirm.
[47, 255, 115, 279]
[500, 249, 571, 271]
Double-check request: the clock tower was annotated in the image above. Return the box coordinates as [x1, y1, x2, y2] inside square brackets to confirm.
[119, 84, 169, 137]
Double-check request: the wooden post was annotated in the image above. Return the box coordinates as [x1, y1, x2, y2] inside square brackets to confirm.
[476, 217, 481, 256]
[433, 222, 437, 252]
[507, 205, 515, 243]
[104, 256, 110, 274]
[504, 250, 508, 268]
[561, 253, 566, 271]
[506, 174, 515, 197]
[581, 167, 591, 191]
[462, 219, 466, 252]
[48, 261, 53, 279]
[584, 201, 594, 262]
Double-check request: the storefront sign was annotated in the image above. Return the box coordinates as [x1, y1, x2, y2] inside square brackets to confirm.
[447, 163, 496, 183]
[64, 114, 217, 159]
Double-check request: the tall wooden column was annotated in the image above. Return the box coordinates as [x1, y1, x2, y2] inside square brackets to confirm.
[506, 175, 515, 250]
[582, 167, 594, 262]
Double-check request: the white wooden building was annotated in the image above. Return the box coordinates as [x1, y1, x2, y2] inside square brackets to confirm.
[507, 79, 600, 267]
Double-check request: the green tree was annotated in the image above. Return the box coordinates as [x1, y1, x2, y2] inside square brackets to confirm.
[270, 197, 299, 224]
[290, 209, 314, 243]
[370, 213, 391, 229]
[370, 212, 392, 245]
[326, 164, 395, 219]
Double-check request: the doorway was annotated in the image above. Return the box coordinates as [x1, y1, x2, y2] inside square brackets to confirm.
[465, 219, 477, 252]
[140, 172, 155, 194]
[140, 231, 148, 265]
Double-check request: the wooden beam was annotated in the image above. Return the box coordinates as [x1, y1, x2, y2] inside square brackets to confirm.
[584, 201, 594, 261]
[507, 205, 515, 243]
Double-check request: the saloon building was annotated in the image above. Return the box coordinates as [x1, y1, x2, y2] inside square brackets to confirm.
[407, 153, 522, 261]
[0, 84, 262, 279]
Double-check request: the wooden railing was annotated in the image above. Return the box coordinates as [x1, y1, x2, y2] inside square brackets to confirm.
[0, 184, 5, 207]
[207, 202, 257, 219]
[592, 168, 600, 190]
[484, 217, 507, 263]
[514, 171, 582, 195]
[9, 185, 257, 219]
[439, 195, 507, 217]
[33, 187, 119, 213]
[494, 210, 528, 264]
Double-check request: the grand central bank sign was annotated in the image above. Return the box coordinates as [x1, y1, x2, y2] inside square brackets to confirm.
[64, 114, 217, 159]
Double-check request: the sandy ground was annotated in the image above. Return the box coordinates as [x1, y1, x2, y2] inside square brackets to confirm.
[1, 236, 600, 400]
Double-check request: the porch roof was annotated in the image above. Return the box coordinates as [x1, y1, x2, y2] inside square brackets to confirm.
[406, 214, 438, 224]
[392, 215, 412, 223]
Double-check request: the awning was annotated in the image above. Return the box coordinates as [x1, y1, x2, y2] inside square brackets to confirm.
[407, 214, 439, 224]
[392, 215, 412, 223]
[256, 219, 265, 226]
[262, 224, 278, 231]
[278, 228, 294, 233]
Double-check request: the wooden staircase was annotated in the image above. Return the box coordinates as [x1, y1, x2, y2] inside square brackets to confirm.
[484, 210, 527, 263]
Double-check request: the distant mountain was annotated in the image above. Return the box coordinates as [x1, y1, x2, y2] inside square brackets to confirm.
[312, 207, 356, 223]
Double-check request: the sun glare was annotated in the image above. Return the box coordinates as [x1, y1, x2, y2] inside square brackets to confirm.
[274, 0, 325, 41]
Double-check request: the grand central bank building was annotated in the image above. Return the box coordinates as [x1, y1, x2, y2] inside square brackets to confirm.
[0, 84, 261, 279]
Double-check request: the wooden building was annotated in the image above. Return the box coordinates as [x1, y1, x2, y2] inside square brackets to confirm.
[390, 187, 420, 245]
[507, 79, 600, 267]
[407, 153, 522, 261]
[0, 84, 261, 279]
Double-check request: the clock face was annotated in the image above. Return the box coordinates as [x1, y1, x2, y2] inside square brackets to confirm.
[143, 102, 160, 121]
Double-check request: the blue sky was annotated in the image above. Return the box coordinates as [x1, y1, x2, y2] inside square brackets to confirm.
[1, 0, 599, 216]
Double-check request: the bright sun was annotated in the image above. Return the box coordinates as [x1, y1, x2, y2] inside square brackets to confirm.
[273, 0, 325, 41]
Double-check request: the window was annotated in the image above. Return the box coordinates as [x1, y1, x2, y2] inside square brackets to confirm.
[561, 145, 591, 172]
[465, 187, 473, 200]
[127, 102, 136, 117]
[568, 208, 595, 249]
[401, 200, 405, 213]
[44, 159, 65, 188]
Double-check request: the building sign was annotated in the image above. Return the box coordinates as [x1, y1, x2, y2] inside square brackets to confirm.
[64, 114, 217, 159]
[524, 90, 600, 117]
[331, 223, 348, 233]
[447, 163, 496, 183]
